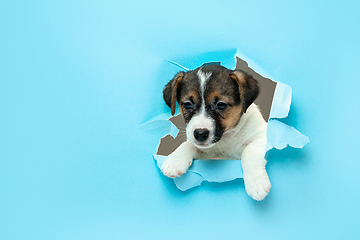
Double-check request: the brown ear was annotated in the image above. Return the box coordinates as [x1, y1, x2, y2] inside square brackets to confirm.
[229, 70, 260, 113]
[163, 71, 185, 115]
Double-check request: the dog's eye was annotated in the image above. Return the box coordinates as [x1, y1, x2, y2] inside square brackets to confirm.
[216, 101, 228, 110]
[183, 101, 193, 109]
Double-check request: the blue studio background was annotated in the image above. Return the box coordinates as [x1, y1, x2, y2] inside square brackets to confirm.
[1, 0, 360, 239]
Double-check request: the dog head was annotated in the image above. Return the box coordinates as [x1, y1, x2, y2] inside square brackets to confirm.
[163, 65, 260, 149]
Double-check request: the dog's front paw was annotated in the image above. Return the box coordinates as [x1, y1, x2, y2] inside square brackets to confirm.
[244, 172, 271, 201]
[161, 153, 192, 178]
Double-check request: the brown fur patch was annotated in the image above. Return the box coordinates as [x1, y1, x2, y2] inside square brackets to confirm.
[207, 90, 242, 132]
[221, 105, 243, 131]
[208, 91, 234, 106]
[171, 75, 184, 115]
[229, 71, 260, 113]
[179, 90, 200, 123]
[179, 90, 199, 104]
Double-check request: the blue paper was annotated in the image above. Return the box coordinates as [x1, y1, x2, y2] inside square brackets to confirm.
[139, 112, 179, 138]
[266, 119, 310, 150]
[141, 49, 309, 191]
[170, 49, 237, 71]
[154, 154, 243, 191]
[268, 81, 292, 119]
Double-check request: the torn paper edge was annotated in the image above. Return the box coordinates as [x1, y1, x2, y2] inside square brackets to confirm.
[139, 112, 179, 138]
[235, 50, 309, 151]
[153, 154, 243, 191]
[141, 49, 309, 191]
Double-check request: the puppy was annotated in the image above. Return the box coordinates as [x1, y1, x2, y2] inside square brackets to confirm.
[161, 64, 271, 201]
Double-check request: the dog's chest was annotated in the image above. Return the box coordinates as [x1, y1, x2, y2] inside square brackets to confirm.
[196, 128, 249, 160]
[195, 105, 267, 160]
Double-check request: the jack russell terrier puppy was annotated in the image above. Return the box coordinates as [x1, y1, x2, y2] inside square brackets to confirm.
[161, 64, 271, 201]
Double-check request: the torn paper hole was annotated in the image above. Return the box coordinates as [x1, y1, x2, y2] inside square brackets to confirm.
[142, 50, 309, 191]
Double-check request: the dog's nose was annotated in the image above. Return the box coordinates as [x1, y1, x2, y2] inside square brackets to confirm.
[194, 128, 209, 142]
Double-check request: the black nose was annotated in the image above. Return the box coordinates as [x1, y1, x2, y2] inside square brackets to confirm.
[194, 128, 209, 142]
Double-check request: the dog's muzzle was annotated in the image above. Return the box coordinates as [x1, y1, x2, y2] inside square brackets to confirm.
[194, 128, 209, 142]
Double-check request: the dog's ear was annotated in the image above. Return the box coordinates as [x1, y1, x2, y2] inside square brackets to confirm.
[163, 71, 185, 115]
[229, 70, 260, 113]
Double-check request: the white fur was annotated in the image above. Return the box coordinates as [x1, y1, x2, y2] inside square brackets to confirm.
[186, 105, 215, 148]
[161, 141, 198, 177]
[197, 69, 212, 93]
[186, 70, 215, 148]
[161, 104, 271, 201]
